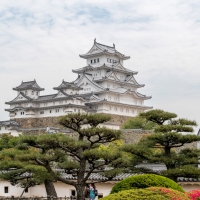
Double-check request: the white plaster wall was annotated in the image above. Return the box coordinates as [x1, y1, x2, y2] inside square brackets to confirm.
[98, 124, 120, 130]
[17, 90, 40, 99]
[86, 54, 122, 67]
[94, 103, 139, 117]
[100, 81, 120, 89]
[0, 180, 198, 197]
[10, 106, 87, 119]
[81, 123, 120, 130]
[86, 55, 104, 66]
[180, 184, 200, 192]
[0, 127, 20, 136]
[0, 180, 115, 198]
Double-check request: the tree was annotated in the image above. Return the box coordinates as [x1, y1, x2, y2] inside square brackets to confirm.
[123, 109, 200, 180]
[0, 136, 58, 197]
[122, 116, 157, 130]
[15, 113, 126, 200]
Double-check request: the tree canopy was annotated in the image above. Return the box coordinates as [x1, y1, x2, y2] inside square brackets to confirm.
[122, 116, 157, 130]
[123, 109, 200, 180]
[0, 114, 128, 200]
[0, 135, 58, 197]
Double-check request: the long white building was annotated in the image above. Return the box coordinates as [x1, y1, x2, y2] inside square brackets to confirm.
[5, 40, 151, 120]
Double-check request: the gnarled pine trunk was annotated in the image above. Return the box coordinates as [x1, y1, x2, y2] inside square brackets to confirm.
[44, 179, 57, 197]
[75, 184, 85, 200]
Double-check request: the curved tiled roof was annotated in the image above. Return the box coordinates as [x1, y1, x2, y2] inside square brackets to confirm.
[13, 80, 44, 91]
[54, 80, 82, 90]
[80, 40, 130, 60]
[0, 120, 20, 127]
[73, 63, 136, 75]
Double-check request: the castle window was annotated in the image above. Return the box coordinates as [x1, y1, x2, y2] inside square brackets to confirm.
[40, 111, 44, 114]
[50, 110, 51, 113]
[94, 59, 96, 63]
[120, 108, 123, 112]
[4, 186, 8, 193]
[32, 91, 34, 95]
[55, 109, 59, 113]
[25, 91, 28, 95]
[91, 60, 93, 64]
[71, 190, 76, 196]
[25, 188, 28, 193]
[97, 58, 99, 62]
[115, 107, 117, 111]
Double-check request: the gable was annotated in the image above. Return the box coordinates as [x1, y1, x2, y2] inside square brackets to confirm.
[106, 71, 119, 81]
[76, 75, 104, 93]
[11, 93, 30, 102]
[32, 83, 40, 88]
[126, 76, 137, 84]
[55, 91, 67, 98]
[114, 63, 125, 70]
[88, 44, 102, 54]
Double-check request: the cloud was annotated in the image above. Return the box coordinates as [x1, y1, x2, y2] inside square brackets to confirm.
[0, 0, 200, 130]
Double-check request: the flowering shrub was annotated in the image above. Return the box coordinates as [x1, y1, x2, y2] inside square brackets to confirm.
[148, 187, 189, 200]
[187, 189, 200, 200]
[101, 188, 171, 200]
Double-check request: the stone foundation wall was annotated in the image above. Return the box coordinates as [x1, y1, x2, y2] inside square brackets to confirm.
[15, 117, 62, 129]
[15, 116, 197, 148]
[15, 114, 131, 129]
[122, 129, 153, 144]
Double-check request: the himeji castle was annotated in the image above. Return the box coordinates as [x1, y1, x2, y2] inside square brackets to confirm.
[1, 40, 152, 135]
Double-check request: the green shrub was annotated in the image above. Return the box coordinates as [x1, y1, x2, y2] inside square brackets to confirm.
[101, 188, 171, 200]
[110, 174, 184, 194]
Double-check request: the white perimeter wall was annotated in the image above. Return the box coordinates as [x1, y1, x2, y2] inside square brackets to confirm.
[0, 180, 115, 199]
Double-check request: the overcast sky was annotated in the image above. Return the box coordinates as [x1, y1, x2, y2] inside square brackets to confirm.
[0, 0, 200, 132]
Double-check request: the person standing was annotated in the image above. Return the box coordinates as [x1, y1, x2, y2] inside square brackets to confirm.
[89, 183, 96, 200]
[85, 183, 90, 200]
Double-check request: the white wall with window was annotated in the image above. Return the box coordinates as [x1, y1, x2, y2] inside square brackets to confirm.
[0, 180, 115, 198]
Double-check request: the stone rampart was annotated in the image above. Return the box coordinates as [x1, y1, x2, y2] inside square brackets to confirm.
[15, 114, 131, 129]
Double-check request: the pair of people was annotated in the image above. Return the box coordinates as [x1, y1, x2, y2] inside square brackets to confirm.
[85, 183, 96, 200]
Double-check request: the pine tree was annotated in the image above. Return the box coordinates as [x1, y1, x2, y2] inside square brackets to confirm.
[123, 109, 200, 180]
[7, 114, 126, 200]
[0, 135, 58, 197]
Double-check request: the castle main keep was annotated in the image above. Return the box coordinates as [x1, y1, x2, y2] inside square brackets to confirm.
[0, 40, 152, 135]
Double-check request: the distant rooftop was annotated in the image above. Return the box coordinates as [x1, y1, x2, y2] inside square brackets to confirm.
[13, 80, 44, 91]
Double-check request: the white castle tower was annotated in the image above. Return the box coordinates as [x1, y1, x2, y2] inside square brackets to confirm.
[5, 40, 152, 120]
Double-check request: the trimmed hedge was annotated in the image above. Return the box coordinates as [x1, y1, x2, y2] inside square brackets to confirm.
[101, 188, 171, 200]
[110, 174, 184, 194]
